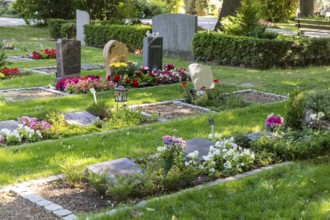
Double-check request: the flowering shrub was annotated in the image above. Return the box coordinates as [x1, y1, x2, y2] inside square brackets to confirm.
[31, 48, 56, 59]
[55, 75, 113, 94]
[156, 136, 186, 160]
[0, 125, 44, 146]
[265, 113, 283, 131]
[0, 67, 21, 78]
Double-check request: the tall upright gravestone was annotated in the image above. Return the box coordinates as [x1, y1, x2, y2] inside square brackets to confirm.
[103, 40, 128, 77]
[55, 39, 81, 82]
[152, 14, 197, 61]
[143, 34, 163, 70]
[76, 10, 90, 46]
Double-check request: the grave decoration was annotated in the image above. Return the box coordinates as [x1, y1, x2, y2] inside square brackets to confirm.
[55, 64, 190, 94]
[31, 48, 56, 60]
[55, 75, 113, 94]
[0, 67, 31, 79]
[2, 39, 16, 50]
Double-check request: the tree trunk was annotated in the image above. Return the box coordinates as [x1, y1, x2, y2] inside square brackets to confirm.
[300, 0, 314, 17]
[214, 0, 242, 30]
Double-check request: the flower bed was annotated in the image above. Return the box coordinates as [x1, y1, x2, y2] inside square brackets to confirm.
[55, 64, 190, 94]
[31, 48, 56, 60]
[0, 67, 31, 79]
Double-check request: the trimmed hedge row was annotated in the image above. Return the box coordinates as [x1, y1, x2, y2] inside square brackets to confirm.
[84, 24, 151, 50]
[193, 32, 330, 69]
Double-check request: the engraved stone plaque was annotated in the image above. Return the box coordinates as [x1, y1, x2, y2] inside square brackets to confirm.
[55, 39, 81, 81]
[87, 158, 143, 181]
[63, 111, 98, 126]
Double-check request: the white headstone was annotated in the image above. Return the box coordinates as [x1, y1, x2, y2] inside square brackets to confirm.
[326, 12, 330, 20]
[76, 10, 90, 46]
[188, 63, 215, 91]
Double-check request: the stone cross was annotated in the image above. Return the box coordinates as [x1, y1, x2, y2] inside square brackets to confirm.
[102, 40, 128, 77]
[188, 63, 215, 91]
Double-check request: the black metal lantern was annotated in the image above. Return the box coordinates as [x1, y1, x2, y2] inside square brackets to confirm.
[114, 86, 128, 111]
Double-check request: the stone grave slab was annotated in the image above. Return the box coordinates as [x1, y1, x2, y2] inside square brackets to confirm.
[188, 63, 215, 91]
[0, 120, 19, 131]
[63, 111, 98, 126]
[143, 36, 163, 70]
[87, 158, 143, 181]
[152, 13, 197, 60]
[103, 40, 128, 77]
[76, 10, 90, 46]
[81, 63, 104, 70]
[55, 39, 81, 82]
[185, 138, 213, 161]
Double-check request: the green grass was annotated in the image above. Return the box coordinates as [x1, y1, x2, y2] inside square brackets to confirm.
[0, 25, 329, 219]
[90, 157, 330, 219]
[0, 102, 285, 185]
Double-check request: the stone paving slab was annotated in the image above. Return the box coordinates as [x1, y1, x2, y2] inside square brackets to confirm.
[44, 203, 63, 213]
[63, 111, 98, 126]
[53, 209, 72, 217]
[0, 120, 19, 131]
[63, 214, 77, 220]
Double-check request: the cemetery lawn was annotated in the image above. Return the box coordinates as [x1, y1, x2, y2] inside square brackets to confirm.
[1, 25, 330, 219]
[88, 156, 330, 220]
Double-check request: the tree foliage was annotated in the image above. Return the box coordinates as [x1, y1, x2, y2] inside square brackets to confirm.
[259, 0, 298, 22]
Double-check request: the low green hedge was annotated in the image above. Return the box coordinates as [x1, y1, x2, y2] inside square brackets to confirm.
[84, 24, 151, 50]
[193, 32, 330, 69]
[48, 18, 75, 39]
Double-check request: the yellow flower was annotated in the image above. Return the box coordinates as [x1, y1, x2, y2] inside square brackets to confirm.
[109, 62, 128, 68]
[0, 73, 5, 78]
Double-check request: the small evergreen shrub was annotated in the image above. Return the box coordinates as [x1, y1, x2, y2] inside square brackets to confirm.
[84, 24, 151, 50]
[0, 47, 7, 69]
[86, 102, 111, 120]
[304, 90, 330, 120]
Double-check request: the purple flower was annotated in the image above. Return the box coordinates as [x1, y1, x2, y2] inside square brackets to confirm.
[162, 135, 173, 145]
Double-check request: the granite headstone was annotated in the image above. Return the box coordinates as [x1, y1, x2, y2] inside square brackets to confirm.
[0, 120, 19, 131]
[76, 10, 90, 46]
[185, 138, 213, 161]
[63, 111, 98, 126]
[103, 40, 128, 77]
[152, 14, 197, 60]
[87, 157, 143, 181]
[55, 39, 81, 82]
[188, 63, 215, 91]
[143, 36, 163, 70]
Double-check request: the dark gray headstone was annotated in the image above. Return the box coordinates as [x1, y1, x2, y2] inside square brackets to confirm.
[152, 14, 197, 60]
[55, 39, 81, 82]
[143, 37, 163, 70]
[63, 111, 98, 126]
[0, 120, 19, 131]
[87, 158, 143, 181]
[185, 138, 213, 161]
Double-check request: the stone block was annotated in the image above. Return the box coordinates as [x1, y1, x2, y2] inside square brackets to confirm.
[87, 157, 143, 181]
[184, 138, 213, 161]
[76, 10, 90, 46]
[20, 193, 43, 203]
[63, 214, 77, 220]
[152, 14, 197, 60]
[53, 209, 72, 217]
[63, 111, 98, 126]
[35, 199, 53, 207]
[0, 120, 19, 131]
[188, 63, 215, 91]
[44, 203, 63, 213]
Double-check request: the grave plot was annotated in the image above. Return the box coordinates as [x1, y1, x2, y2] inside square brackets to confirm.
[130, 100, 212, 121]
[231, 89, 288, 104]
[0, 87, 67, 101]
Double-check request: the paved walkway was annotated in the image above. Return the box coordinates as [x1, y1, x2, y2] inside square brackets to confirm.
[0, 17, 26, 26]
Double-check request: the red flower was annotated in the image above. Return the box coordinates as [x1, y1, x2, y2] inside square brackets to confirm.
[132, 79, 139, 88]
[181, 81, 187, 87]
[214, 79, 219, 83]
[106, 75, 111, 81]
[113, 74, 120, 82]
[125, 78, 130, 84]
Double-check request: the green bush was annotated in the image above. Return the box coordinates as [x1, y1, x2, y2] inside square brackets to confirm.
[193, 32, 330, 69]
[60, 23, 76, 39]
[86, 101, 111, 120]
[143, 0, 170, 18]
[48, 18, 67, 39]
[0, 47, 7, 69]
[258, 0, 298, 22]
[304, 90, 330, 120]
[285, 88, 306, 130]
[84, 24, 151, 50]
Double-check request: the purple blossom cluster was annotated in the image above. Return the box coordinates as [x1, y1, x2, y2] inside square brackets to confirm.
[162, 135, 186, 146]
[265, 113, 283, 129]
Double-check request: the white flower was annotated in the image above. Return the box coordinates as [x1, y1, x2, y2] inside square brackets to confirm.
[309, 113, 317, 120]
[185, 161, 190, 166]
[209, 168, 215, 173]
[318, 112, 325, 119]
[187, 150, 199, 158]
[224, 161, 232, 169]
